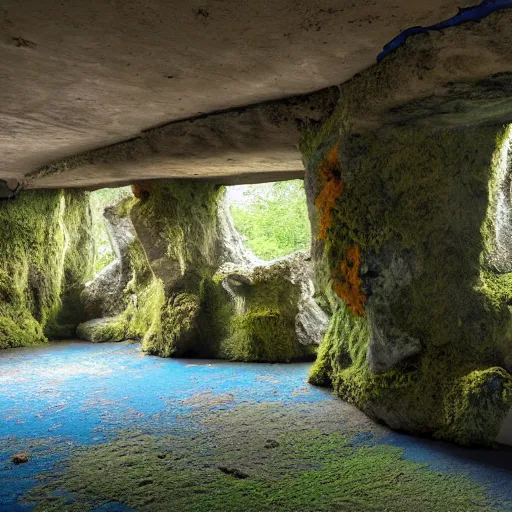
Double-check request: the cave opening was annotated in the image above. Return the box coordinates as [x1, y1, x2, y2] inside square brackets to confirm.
[225, 179, 311, 262]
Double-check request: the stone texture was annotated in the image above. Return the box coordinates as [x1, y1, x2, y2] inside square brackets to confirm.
[81, 203, 138, 318]
[216, 194, 261, 267]
[304, 120, 512, 446]
[1, 0, 481, 186]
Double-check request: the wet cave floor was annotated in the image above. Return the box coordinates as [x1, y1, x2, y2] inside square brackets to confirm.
[0, 342, 511, 512]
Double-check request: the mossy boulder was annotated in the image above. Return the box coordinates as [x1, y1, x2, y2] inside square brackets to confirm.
[303, 118, 512, 445]
[202, 253, 324, 362]
[76, 316, 128, 343]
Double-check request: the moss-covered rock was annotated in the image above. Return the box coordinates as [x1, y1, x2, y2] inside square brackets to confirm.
[142, 293, 201, 357]
[130, 180, 222, 293]
[83, 181, 322, 363]
[76, 316, 128, 343]
[201, 253, 321, 362]
[0, 190, 94, 348]
[303, 120, 512, 445]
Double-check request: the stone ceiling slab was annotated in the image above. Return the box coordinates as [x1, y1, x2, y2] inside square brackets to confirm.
[0, 0, 476, 185]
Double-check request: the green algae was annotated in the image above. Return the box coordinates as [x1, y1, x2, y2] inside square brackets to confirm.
[0, 190, 94, 347]
[25, 403, 499, 512]
[304, 122, 512, 445]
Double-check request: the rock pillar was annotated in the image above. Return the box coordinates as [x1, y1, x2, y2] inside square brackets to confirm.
[304, 123, 512, 446]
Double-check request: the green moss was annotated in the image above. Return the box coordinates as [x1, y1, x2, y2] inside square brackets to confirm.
[130, 180, 222, 287]
[142, 293, 200, 357]
[25, 404, 499, 511]
[0, 190, 94, 348]
[304, 122, 512, 445]
[91, 320, 127, 343]
[0, 316, 44, 349]
[225, 309, 314, 362]
[201, 264, 315, 363]
[126, 181, 223, 357]
[76, 316, 129, 343]
[120, 236, 165, 341]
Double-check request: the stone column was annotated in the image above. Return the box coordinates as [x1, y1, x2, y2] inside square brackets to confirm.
[304, 123, 512, 446]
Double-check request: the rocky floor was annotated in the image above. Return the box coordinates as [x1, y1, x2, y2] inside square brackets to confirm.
[0, 342, 511, 511]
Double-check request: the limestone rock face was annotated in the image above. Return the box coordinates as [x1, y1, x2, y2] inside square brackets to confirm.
[497, 407, 512, 446]
[216, 195, 261, 267]
[129, 181, 221, 294]
[295, 297, 329, 347]
[363, 247, 422, 374]
[288, 252, 329, 348]
[81, 203, 137, 318]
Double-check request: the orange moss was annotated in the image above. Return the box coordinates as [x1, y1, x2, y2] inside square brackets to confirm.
[131, 182, 152, 200]
[333, 244, 366, 317]
[315, 143, 343, 240]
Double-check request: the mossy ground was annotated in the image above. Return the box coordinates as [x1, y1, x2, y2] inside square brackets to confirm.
[303, 123, 512, 445]
[24, 401, 501, 512]
[0, 190, 94, 348]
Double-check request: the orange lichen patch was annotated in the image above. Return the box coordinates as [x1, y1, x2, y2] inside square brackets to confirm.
[315, 143, 343, 240]
[333, 244, 366, 317]
[131, 182, 152, 199]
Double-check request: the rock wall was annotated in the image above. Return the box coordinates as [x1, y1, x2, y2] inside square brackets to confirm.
[77, 180, 324, 362]
[81, 202, 138, 318]
[0, 190, 94, 347]
[302, 119, 512, 446]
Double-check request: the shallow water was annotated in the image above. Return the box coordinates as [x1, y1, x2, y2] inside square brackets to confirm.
[0, 341, 511, 511]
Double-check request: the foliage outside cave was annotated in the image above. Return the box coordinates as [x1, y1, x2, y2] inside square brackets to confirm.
[228, 180, 311, 260]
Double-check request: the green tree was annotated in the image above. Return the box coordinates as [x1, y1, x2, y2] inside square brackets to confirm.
[229, 180, 311, 260]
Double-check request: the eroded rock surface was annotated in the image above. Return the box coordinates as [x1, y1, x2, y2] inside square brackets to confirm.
[77, 181, 323, 362]
[304, 117, 512, 446]
[81, 203, 138, 318]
